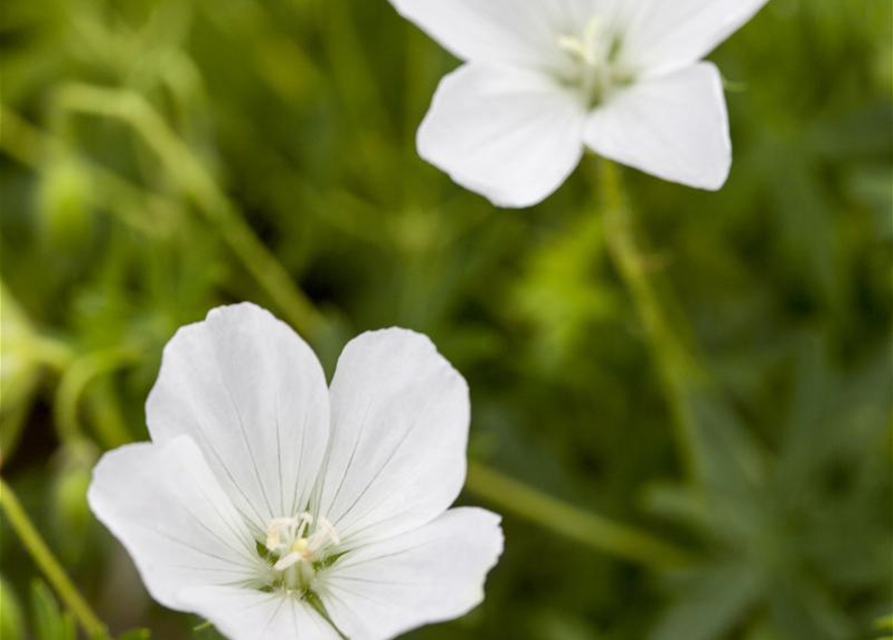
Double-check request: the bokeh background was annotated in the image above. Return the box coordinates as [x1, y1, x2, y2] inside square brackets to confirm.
[1, 0, 891, 638]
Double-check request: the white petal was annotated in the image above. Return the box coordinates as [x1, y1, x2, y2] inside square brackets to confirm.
[313, 329, 469, 546]
[178, 587, 341, 640]
[321, 508, 503, 640]
[418, 63, 587, 208]
[584, 63, 731, 190]
[388, 0, 600, 68]
[88, 437, 264, 611]
[618, 0, 770, 74]
[146, 303, 329, 532]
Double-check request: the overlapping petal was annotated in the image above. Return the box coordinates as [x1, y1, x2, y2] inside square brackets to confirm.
[388, 0, 602, 69]
[146, 303, 330, 533]
[88, 437, 265, 610]
[313, 328, 471, 546]
[418, 63, 587, 208]
[322, 508, 504, 640]
[616, 0, 771, 75]
[584, 63, 731, 190]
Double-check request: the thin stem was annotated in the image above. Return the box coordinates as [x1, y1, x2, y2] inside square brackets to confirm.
[30, 335, 76, 372]
[0, 104, 176, 237]
[0, 478, 111, 640]
[55, 346, 142, 447]
[598, 158, 704, 485]
[51, 84, 323, 338]
[466, 461, 690, 569]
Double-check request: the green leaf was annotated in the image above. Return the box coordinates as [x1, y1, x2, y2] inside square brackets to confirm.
[30, 580, 76, 640]
[649, 563, 762, 640]
[0, 577, 25, 640]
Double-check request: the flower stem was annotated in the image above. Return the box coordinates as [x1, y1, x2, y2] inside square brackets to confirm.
[597, 159, 704, 485]
[50, 84, 324, 339]
[0, 478, 110, 640]
[465, 461, 690, 569]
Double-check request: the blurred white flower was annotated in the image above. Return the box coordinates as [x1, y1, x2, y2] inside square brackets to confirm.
[390, 0, 770, 207]
[89, 303, 502, 640]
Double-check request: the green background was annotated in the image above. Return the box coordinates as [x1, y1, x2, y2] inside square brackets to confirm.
[1, 0, 891, 639]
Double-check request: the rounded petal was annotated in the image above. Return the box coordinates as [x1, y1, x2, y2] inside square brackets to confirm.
[313, 329, 470, 546]
[321, 508, 503, 640]
[388, 0, 600, 68]
[177, 587, 342, 640]
[618, 0, 771, 74]
[146, 303, 330, 532]
[418, 63, 587, 208]
[88, 437, 264, 611]
[584, 63, 731, 190]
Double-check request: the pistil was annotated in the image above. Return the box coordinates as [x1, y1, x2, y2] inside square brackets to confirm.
[263, 512, 341, 592]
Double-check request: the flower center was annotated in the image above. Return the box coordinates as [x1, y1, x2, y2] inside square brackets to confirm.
[557, 16, 631, 107]
[262, 512, 341, 592]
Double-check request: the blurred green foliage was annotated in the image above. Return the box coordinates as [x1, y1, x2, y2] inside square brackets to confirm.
[1, 0, 890, 639]
[30, 580, 77, 640]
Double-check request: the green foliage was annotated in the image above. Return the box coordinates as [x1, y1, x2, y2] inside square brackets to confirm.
[31, 580, 76, 640]
[0, 577, 26, 640]
[647, 336, 891, 640]
[0, 0, 890, 639]
[877, 614, 893, 640]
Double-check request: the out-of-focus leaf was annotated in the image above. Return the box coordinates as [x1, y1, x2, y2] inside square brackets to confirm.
[30, 581, 76, 640]
[652, 334, 891, 640]
[0, 576, 25, 640]
[650, 563, 761, 640]
[512, 211, 619, 373]
[529, 609, 605, 640]
[51, 439, 97, 562]
[36, 157, 95, 254]
[0, 283, 42, 454]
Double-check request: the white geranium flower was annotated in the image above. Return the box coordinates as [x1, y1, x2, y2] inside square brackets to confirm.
[389, 0, 770, 207]
[88, 303, 503, 640]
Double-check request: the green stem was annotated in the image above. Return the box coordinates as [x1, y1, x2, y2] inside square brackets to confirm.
[51, 84, 323, 338]
[466, 461, 690, 569]
[0, 104, 175, 237]
[0, 478, 110, 640]
[31, 335, 76, 372]
[597, 158, 704, 485]
[55, 347, 141, 447]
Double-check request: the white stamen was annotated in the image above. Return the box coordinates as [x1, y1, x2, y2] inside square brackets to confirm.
[558, 34, 593, 64]
[556, 15, 630, 106]
[265, 516, 297, 551]
[296, 512, 313, 538]
[263, 512, 342, 587]
[273, 551, 301, 572]
[558, 17, 605, 67]
[318, 517, 341, 546]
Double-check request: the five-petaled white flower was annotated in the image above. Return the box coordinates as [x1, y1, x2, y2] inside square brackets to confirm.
[390, 0, 771, 207]
[89, 303, 503, 640]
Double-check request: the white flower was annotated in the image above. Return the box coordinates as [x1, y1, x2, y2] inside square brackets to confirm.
[389, 0, 770, 207]
[88, 303, 503, 640]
